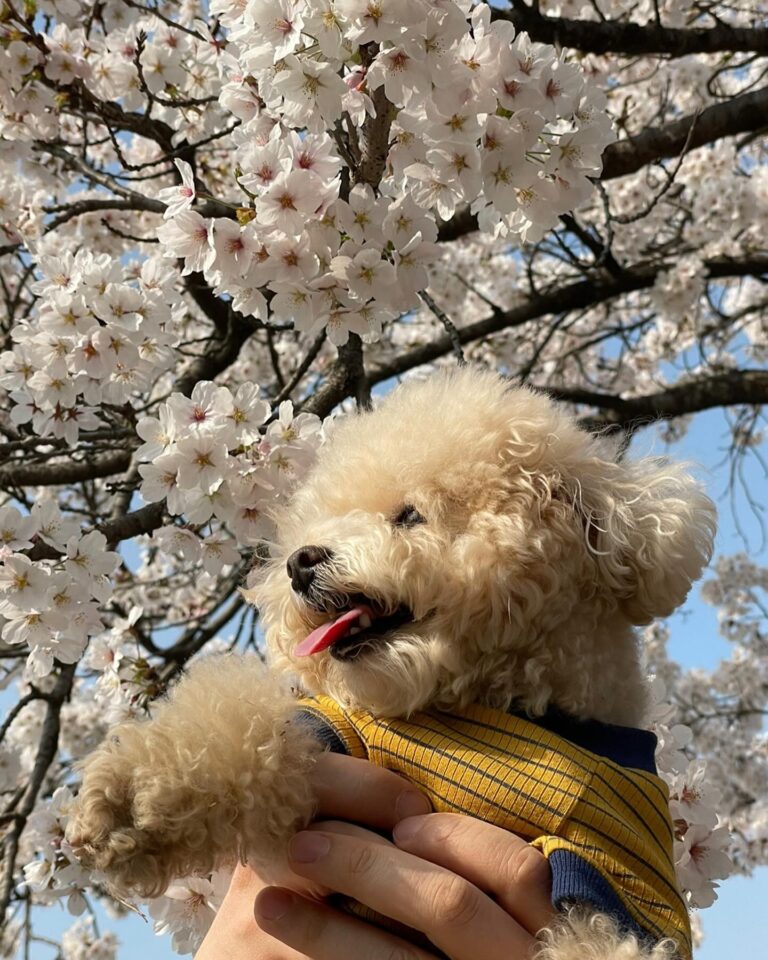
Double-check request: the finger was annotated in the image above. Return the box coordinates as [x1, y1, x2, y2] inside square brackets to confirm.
[393, 813, 555, 934]
[289, 821, 397, 899]
[255, 886, 440, 960]
[242, 824, 396, 905]
[310, 752, 432, 830]
[286, 829, 536, 960]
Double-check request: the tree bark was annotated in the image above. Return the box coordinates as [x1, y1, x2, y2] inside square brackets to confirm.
[492, 6, 768, 57]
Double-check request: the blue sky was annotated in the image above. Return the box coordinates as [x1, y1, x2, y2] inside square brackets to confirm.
[8, 403, 767, 958]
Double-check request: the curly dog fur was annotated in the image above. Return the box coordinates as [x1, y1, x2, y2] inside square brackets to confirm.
[68, 368, 715, 958]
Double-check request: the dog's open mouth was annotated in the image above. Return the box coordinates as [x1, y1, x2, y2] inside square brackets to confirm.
[294, 596, 414, 662]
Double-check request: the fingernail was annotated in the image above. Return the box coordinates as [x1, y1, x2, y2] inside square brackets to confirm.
[289, 831, 331, 863]
[393, 815, 427, 845]
[395, 790, 431, 821]
[256, 888, 292, 921]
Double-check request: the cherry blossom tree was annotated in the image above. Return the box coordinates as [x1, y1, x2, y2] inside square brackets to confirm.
[0, 0, 766, 955]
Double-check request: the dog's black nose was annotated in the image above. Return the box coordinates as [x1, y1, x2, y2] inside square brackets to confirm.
[286, 545, 333, 595]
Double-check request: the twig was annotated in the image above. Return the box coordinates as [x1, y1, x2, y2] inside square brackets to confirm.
[0, 692, 38, 744]
[612, 110, 701, 225]
[273, 331, 328, 406]
[420, 291, 466, 365]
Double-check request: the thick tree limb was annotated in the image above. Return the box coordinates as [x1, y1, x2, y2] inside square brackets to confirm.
[301, 334, 369, 417]
[492, 6, 768, 57]
[174, 313, 256, 398]
[0, 451, 132, 488]
[68, 80, 176, 153]
[602, 85, 768, 181]
[357, 88, 395, 187]
[356, 44, 396, 188]
[183, 272, 233, 333]
[368, 255, 768, 383]
[44, 197, 165, 232]
[547, 370, 768, 430]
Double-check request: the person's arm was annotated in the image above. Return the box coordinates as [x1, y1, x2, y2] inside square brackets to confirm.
[196, 754, 553, 960]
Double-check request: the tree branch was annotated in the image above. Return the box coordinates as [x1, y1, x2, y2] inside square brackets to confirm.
[45, 197, 165, 231]
[546, 370, 768, 429]
[174, 313, 256, 398]
[0, 452, 132, 488]
[0, 663, 76, 918]
[25, 502, 166, 562]
[301, 334, 369, 417]
[601, 85, 768, 181]
[368, 255, 768, 383]
[492, 6, 768, 57]
[67, 80, 177, 153]
[356, 44, 395, 187]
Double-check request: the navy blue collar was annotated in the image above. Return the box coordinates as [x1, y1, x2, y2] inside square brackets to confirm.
[510, 706, 659, 775]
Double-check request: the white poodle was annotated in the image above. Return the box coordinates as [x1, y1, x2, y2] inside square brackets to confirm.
[68, 368, 715, 960]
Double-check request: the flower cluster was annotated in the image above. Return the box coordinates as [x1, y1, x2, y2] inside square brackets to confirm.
[0, 502, 120, 679]
[0, 11, 225, 142]
[137, 380, 322, 548]
[647, 254, 708, 353]
[21, 785, 93, 917]
[647, 666, 735, 909]
[61, 917, 118, 960]
[0, 251, 180, 445]
[154, 0, 612, 342]
[148, 873, 231, 955]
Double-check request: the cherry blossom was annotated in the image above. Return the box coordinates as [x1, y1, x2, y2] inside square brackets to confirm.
[157, 213, 215, 276]
[0, 506, 37, 553]
[148, 873, 230, 955]
[0, 555, 53, 612]
[157, 160, 197, 221]
[675, 825, 734, 909]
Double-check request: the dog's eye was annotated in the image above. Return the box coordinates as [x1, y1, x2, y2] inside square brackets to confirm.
[392, 505, 426, 528]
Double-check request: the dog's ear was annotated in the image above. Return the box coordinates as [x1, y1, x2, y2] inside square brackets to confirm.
[568, 455, 716, 624]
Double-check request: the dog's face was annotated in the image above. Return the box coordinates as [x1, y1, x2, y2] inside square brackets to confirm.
[251, 369, 715, 720]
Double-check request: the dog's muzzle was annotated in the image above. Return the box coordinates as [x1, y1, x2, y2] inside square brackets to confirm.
[285, 545, 418, 662]
[286, 545, 334, 595]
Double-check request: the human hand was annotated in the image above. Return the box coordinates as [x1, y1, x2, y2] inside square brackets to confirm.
[194, 752, 434, 959]
[196, 752, 554, 960]
[254, 765, 554, 959]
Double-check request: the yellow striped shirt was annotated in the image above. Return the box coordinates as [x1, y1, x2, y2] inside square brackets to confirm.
[297, 695, 691, 960]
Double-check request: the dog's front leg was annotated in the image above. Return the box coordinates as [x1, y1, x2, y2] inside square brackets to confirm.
[66, 655, 320, 899]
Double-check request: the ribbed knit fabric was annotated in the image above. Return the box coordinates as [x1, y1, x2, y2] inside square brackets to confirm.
[295, 695, 691, 960]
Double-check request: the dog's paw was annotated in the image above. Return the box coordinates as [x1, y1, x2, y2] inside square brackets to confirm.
[67, 719, 242, 899]
[68, 656, 322, 898]
[66, 732, 177, 898]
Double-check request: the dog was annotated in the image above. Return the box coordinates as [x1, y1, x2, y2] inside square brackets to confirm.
[68, 368, 715, 959]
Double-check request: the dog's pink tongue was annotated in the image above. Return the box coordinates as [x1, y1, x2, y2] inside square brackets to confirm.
[294, 607, 369, 657]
